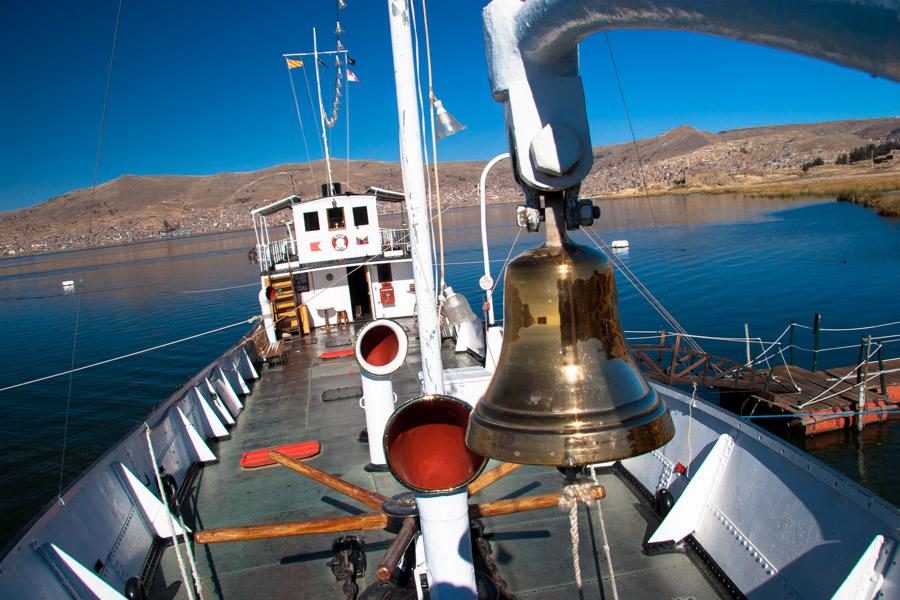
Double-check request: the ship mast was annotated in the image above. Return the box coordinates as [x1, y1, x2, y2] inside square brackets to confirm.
[312, 28, 335, 195]
[386, 1, 477, 598]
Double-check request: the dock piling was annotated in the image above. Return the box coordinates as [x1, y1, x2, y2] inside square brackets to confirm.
[812, 313, 822, 372]
[858, 335, 872, 432]
[789, 321, 796, 366]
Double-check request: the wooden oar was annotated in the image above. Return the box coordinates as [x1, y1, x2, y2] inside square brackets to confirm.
[469, 486, 605, 519]
[375, 516, 418, 581]
[467, 462, 522, 496]
[195, 512, 388, 545]
[269, 450, 387, 510]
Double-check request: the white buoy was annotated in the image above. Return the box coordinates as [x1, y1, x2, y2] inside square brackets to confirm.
[610, 240, 629, 249]
[61, 280, 75, 294]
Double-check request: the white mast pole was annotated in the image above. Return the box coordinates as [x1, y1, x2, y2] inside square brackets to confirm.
[386, 1, 443, 397]
[386, 2, 476, 599]
[312, 28, 334, 195]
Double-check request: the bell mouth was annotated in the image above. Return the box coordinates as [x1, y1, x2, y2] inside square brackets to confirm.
[384, 395, 488, 494]
[355, 319, 408, 376]
[466, 387, 675, 466]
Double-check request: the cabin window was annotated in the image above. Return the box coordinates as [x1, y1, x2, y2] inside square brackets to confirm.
[352, 206, 369, 227]
[327, 207, 345, 230]
[303, 211, 320, 232]
[293, 272, 310, 293]
[377, 263, 393, 283]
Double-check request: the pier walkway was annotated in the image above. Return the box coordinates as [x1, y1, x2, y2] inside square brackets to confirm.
[629, 333, 900, 435]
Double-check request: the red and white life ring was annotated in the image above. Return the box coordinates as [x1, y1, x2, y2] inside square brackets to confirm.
[332, 233, 349, 251]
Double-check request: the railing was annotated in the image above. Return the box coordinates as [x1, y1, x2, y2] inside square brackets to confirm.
[380, 227, 410, 256]
[257, 238, 296, 272]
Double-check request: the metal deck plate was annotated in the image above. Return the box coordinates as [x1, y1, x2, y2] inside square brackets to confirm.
[148, 319, 723, 599]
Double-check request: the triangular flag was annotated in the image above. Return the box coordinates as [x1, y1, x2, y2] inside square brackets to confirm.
[346, 68, 359, 83]
[286, 58, 304, 69]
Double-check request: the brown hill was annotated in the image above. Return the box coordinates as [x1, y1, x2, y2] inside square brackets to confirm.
[2, 117, 898, 256]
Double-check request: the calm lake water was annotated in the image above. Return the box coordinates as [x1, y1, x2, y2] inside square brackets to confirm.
[1, 194, 898, 544]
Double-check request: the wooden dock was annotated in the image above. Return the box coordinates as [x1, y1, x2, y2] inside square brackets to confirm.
[746, 362, 900, 435]
[630, 338, 900, 435]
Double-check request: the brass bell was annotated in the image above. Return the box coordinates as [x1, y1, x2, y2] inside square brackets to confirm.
[466, 201, 674, 466]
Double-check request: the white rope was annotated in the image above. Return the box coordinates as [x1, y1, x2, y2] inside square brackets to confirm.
[797, 343, 882, 408]
[826, 366, 900, 380]
[144, 425, 195, 600]
[794, 319, 900, 332]
[749, 325, 792, 366]
[489, 225, 524, 297]
[589, 470, 619, 600]
[558, 483, 597, 599]
[0, 317, 258, 394]
[175, 508, 205, 600]
[776, 346, 802, 393]
[173, 282, 258, 294]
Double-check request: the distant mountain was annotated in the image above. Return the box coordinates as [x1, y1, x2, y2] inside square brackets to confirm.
[2, 117, 898, 255]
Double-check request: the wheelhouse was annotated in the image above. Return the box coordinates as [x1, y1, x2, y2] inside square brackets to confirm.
[251, 190, 416, 337]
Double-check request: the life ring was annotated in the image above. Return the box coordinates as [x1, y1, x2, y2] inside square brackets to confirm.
[332, 233, 349, 251]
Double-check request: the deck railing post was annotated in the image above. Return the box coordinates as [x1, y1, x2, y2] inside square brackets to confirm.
[788, 321, 796, 366]
[667, 334, 681, 385]
[812, 313, 822, 371]
[858, 335, 872, 432]
[658, 330, 666, 363]
[856, 336, 866, 384]
[877, 340, 887, 396]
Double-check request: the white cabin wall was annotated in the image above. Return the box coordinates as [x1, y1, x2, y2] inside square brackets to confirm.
[370, 261, 416, 319]
[291, 196, 381, 264]
[300, 268, 353, 328]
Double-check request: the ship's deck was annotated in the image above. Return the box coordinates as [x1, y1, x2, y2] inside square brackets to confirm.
[149, 319, 723, 599]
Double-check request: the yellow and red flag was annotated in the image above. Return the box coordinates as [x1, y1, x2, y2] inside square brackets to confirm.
[286, 58, 304, 69]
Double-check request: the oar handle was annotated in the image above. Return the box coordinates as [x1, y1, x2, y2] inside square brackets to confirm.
[375, 516, 418, 581]
[269, 450, 387, 510]
[195, 512, 388, 545]
[469, 485, 605, 518]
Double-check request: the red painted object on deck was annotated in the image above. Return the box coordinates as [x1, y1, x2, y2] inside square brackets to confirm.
[240, 440, 321, 469]
[319, 349, 355, 359]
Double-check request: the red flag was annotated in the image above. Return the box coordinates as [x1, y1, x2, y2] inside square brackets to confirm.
[310, 241, 321, 251]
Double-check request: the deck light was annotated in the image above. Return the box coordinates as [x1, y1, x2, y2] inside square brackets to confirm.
[434, 98, 466, 140]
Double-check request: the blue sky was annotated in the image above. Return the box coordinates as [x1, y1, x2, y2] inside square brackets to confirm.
[1, 1, 898, 212]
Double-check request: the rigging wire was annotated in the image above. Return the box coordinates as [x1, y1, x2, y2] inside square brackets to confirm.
[0, 317, 258, 395]
[602, 31, 690, 345]
[87, 0, 124, 237]
[409, 0, 440, 291]
[57, 279, 84, 500]
[301, 63, 326, 166]
[56, 0, 123, 499]
[418, 0, 448, 291]
[581, 227, 704, 354]
[345, 56, 351, 188]
[285, 61, 318, 186]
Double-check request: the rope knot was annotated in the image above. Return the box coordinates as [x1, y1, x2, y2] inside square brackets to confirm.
[558, 482, 600, 511]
